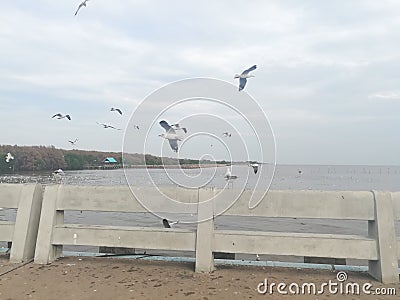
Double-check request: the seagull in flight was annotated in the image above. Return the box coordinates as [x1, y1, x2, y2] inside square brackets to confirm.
[234, 65, 257, 91]
[223, 132, 232, 137]
[96, 122, 121, 130]
[250, 163, 259, 174]
[5, 153, 14, 163]
[171, 123, 187, 134]
[52, 113, 71, 120]
[133, 125, 140, 130]
[110, 108, 122, 115]
[159, 120, 182, 152]
[162, 218, 179, 228]
[75, 0, 90, 16]
[68, 138, 78, 146]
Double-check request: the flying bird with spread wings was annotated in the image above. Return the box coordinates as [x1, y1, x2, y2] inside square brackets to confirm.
[68, 138, 78, 146]
[110, 108, 122, 115]
[96, 122, 121, 130]
[52, 113, 71, 120]
[234, 65, 257, 91]
[162, 219, 179, 228]
[75, 0, 90, 16]
[250, 163, 259, 174]
[159, 120, 182, 152]
[5, 153, 14, 163]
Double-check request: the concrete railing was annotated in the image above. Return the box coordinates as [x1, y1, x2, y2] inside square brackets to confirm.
[0, 184, 43, 262]
[198, 189, 400, 284]
[31, 185, 400, 283]
[34, 185, 198, 265]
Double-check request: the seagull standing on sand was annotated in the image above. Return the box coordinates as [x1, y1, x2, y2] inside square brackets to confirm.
[162, 219, 179, 228]
[250, 163, 259, 174]
[75, 0, 90, 16]
[234, 65, 257, 91]
[96, 122, 121, 130]
[110, 108, 122, 115]
[5, 153, 14, 163]
[52, 113, 71, 120]
[159, 120, 182, 153]
[171, 123, 187, 134]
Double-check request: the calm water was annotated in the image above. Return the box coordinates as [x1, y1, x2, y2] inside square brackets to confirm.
[1, 165, 399, 258]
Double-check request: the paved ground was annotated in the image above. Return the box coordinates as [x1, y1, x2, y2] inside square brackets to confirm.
[0, 256, 398, 299]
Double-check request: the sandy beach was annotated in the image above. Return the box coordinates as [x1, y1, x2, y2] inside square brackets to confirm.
[0, 255, 398, 300]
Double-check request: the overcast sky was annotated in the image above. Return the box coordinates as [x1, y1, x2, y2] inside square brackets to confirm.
[1, 0, 399, 165]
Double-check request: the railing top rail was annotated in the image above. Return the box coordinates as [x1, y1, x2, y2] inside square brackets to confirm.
[52, 185, 198, 214]
[214, 189, 375, 220]
[390, 192, 400, 220]
[0, 183, 39, 209]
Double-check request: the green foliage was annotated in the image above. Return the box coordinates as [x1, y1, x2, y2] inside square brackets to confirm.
[0, 145, 228, 173]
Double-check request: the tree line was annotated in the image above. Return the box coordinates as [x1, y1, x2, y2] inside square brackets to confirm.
[0, 145, 225, 173]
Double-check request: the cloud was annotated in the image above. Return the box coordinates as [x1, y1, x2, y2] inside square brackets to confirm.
[370, 91, 400, 100]
[0, 1, 399, 164]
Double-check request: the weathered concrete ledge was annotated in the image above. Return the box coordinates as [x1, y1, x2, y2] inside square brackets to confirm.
[1, 184, 399, 283]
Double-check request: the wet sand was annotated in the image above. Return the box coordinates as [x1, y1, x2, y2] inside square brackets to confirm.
[0, 256, 398, 299]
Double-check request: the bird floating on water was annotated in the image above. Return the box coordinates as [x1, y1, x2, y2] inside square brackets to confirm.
[234, 65, 257, 91]
[5, 153, 14, 163]
[224, 166, 238, 180]
[52, 113, 71, 120]
[96, 122, 121, 130]
[75, 0, 90, 16]
[250, 163, 259, 174]
[68, 138, 78, 146]
[162, 218, 179, 228]
[110, 108, 122, 115]
[171, 123, 187, 134]
[223, 132, 232, 137]
[159, 120, 182, 152]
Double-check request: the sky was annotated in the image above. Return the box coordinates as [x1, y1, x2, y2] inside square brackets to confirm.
[1, 0, 399, 165]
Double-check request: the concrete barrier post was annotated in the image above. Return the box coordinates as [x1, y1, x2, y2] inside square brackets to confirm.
[368, 190, 399, 283]
[34, 185, 64, 264]
[9, 184, 43, 263]
[195, 188, 215, 273]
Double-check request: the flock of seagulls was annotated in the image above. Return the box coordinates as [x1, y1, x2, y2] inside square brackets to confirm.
[51, 107, 124, 147]
[70, 1, 261, 228]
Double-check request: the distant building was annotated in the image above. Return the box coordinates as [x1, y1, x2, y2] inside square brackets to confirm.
[103, 157, 118, 164]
